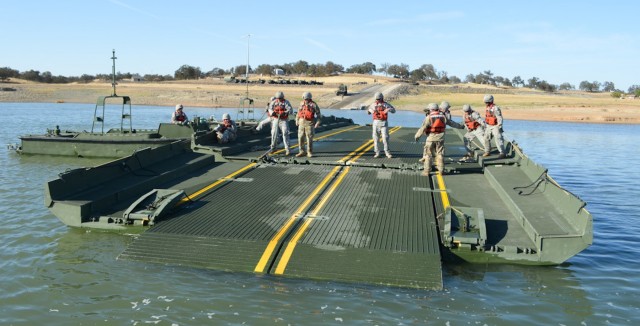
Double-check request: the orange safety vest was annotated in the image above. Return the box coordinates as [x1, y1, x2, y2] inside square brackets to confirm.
[273, 100, 289, 119]
[174, 111, 186, 122]
[428, 111, 446, 133]
[485, 104, 498, 125]
[464, 112, 480, 130]
[298, 100, 317, 121]
[373, 101, 388, 121]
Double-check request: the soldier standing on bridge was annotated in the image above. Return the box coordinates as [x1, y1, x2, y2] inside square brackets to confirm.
[296, 92, 321, 158]
[269, 91, 293, 155]
[482, 94, 506, 159]
[460, 104, 486, 162]
[415, 103, 464, 175]
[367, 92, 395, 158]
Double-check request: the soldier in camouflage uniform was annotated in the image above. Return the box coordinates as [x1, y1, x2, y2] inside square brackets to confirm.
[295, 92, 322, 158]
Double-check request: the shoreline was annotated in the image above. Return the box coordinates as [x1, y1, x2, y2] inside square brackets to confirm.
[2, 76, 639, 124]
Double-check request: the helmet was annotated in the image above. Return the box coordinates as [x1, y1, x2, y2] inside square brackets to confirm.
[440, 101, 451, 110]
[222, 113, 231, 120]
[374, 92, 383, 100]
[483, 94, 494, 103]
[303, 92, 312, 100]
[427, 103, 439, 111]
[275, 91, 284, 99]
[176, 104, 183, 110]
[462, 104, 472, 112]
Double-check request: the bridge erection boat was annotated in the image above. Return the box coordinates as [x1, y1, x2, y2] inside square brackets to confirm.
[43, 117, 593, 290]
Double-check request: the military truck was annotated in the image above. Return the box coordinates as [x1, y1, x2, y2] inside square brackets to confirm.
[336, 84, 348, 96]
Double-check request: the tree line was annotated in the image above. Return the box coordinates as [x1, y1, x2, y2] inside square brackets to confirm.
[2, 62, 637, 96]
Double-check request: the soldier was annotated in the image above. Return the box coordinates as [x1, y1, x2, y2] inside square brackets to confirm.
[415, 103, 464, 176]
[171, 104, 188, 125]
[367, 92, 396, 158]
[269, 91, 293, 155]
[214, 113, 237, 144]
[296, 92, 321, 158]
[255, 96, 275, 132]
[482, 94, 506, 158]
[460, 104, 486, 162]
[440, 101, 452, 120]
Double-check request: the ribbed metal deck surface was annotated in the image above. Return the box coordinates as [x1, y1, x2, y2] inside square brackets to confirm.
[119, 124, 447, 289]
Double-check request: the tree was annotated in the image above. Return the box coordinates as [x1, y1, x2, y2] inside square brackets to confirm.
[602, 81, 615, 92]
[527, 77, 540, 89]
[387, 63, 409, 78]
[579, 80, 600, 92]
[210, 67, 225, 77]
[0, 67, 19, 81]
[21, 69, 41, 81]
[292, 60, 309, 75]
[410, 69, 426, 82]
[174, 64, 201, 80]
[464, 74, 475, 83]
[79, 74, 95, 83]
[324, 61, 343, 75]
[558, 82, 574, 91]
[512, 75, 524, 87]
[627, 85, 640, 94]
[378, 62, 390, 76]
[419, 64, 438, 80]
[232, 65, 252, 77]
[449, 75, 462, 84]
[255, 64, 273, 76]
[346, 62, 376, 74]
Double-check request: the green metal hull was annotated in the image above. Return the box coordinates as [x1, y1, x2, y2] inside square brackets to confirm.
[18, 123, 205, 158]
[43, 118, 592, 289]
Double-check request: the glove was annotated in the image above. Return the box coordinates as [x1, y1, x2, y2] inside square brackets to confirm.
[499, 126, 504, 133]
[415, 137, 420, 142]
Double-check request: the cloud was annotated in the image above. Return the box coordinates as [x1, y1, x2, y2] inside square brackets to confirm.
[305, 38, 335, 54]
[107, 0, 161, 19]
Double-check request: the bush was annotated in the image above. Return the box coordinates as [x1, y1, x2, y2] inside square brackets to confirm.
[611, 91, 622, 98]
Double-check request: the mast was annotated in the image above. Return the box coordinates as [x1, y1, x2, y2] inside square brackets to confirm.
[245, 34, 250, 99]
[111, 49, 118, 96]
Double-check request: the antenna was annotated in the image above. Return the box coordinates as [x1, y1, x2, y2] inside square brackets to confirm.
[245, 34, 250, 99]
[111, 49, 118, 96]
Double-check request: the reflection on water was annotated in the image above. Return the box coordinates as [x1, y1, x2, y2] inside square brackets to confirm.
[0, 103, 638, 324]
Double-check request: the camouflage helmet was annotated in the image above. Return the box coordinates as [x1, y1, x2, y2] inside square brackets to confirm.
[303, 92, 312, 100]
[427, 102, 439, 111]
[483, 94, 494, 103]
[175, 104, 183, 110]
[275, 91, 285, 99]
[440, 101, 451, 110]
[374, 92, 384, 100]
[222, 113, 231, 120]
[462, 104, 472, 112]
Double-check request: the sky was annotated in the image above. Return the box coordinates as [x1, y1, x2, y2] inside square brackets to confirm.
[3, 0, 639, 91]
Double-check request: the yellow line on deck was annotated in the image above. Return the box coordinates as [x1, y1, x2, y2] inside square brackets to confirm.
[254, 165, 342, 273]
[274, 166, 352, 274]
[435, 172, 450, 209]
[271, 124, 361, 155]
[178, 162, 257, 204]
[348, 126, 402, 163]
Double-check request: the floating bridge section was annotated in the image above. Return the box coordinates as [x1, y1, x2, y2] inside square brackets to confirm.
[119, 125, 445, 289]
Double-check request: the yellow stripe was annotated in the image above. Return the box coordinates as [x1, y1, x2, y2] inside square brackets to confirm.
[435, 172, 450, 208]
[274, 166, 352, 274]
[254, 165, 341, 273]
[348, 126, 402, 164]
[272, 124, 361, 155]
[178, 162, 257, 204]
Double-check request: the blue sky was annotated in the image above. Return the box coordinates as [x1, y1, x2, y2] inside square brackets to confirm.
[3, 0, 638, 90]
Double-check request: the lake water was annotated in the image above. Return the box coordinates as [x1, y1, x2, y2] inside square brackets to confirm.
[1, 102, 639, 325]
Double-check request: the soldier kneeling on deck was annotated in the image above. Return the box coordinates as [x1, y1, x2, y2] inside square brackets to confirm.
[415, 103, 464, 176]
